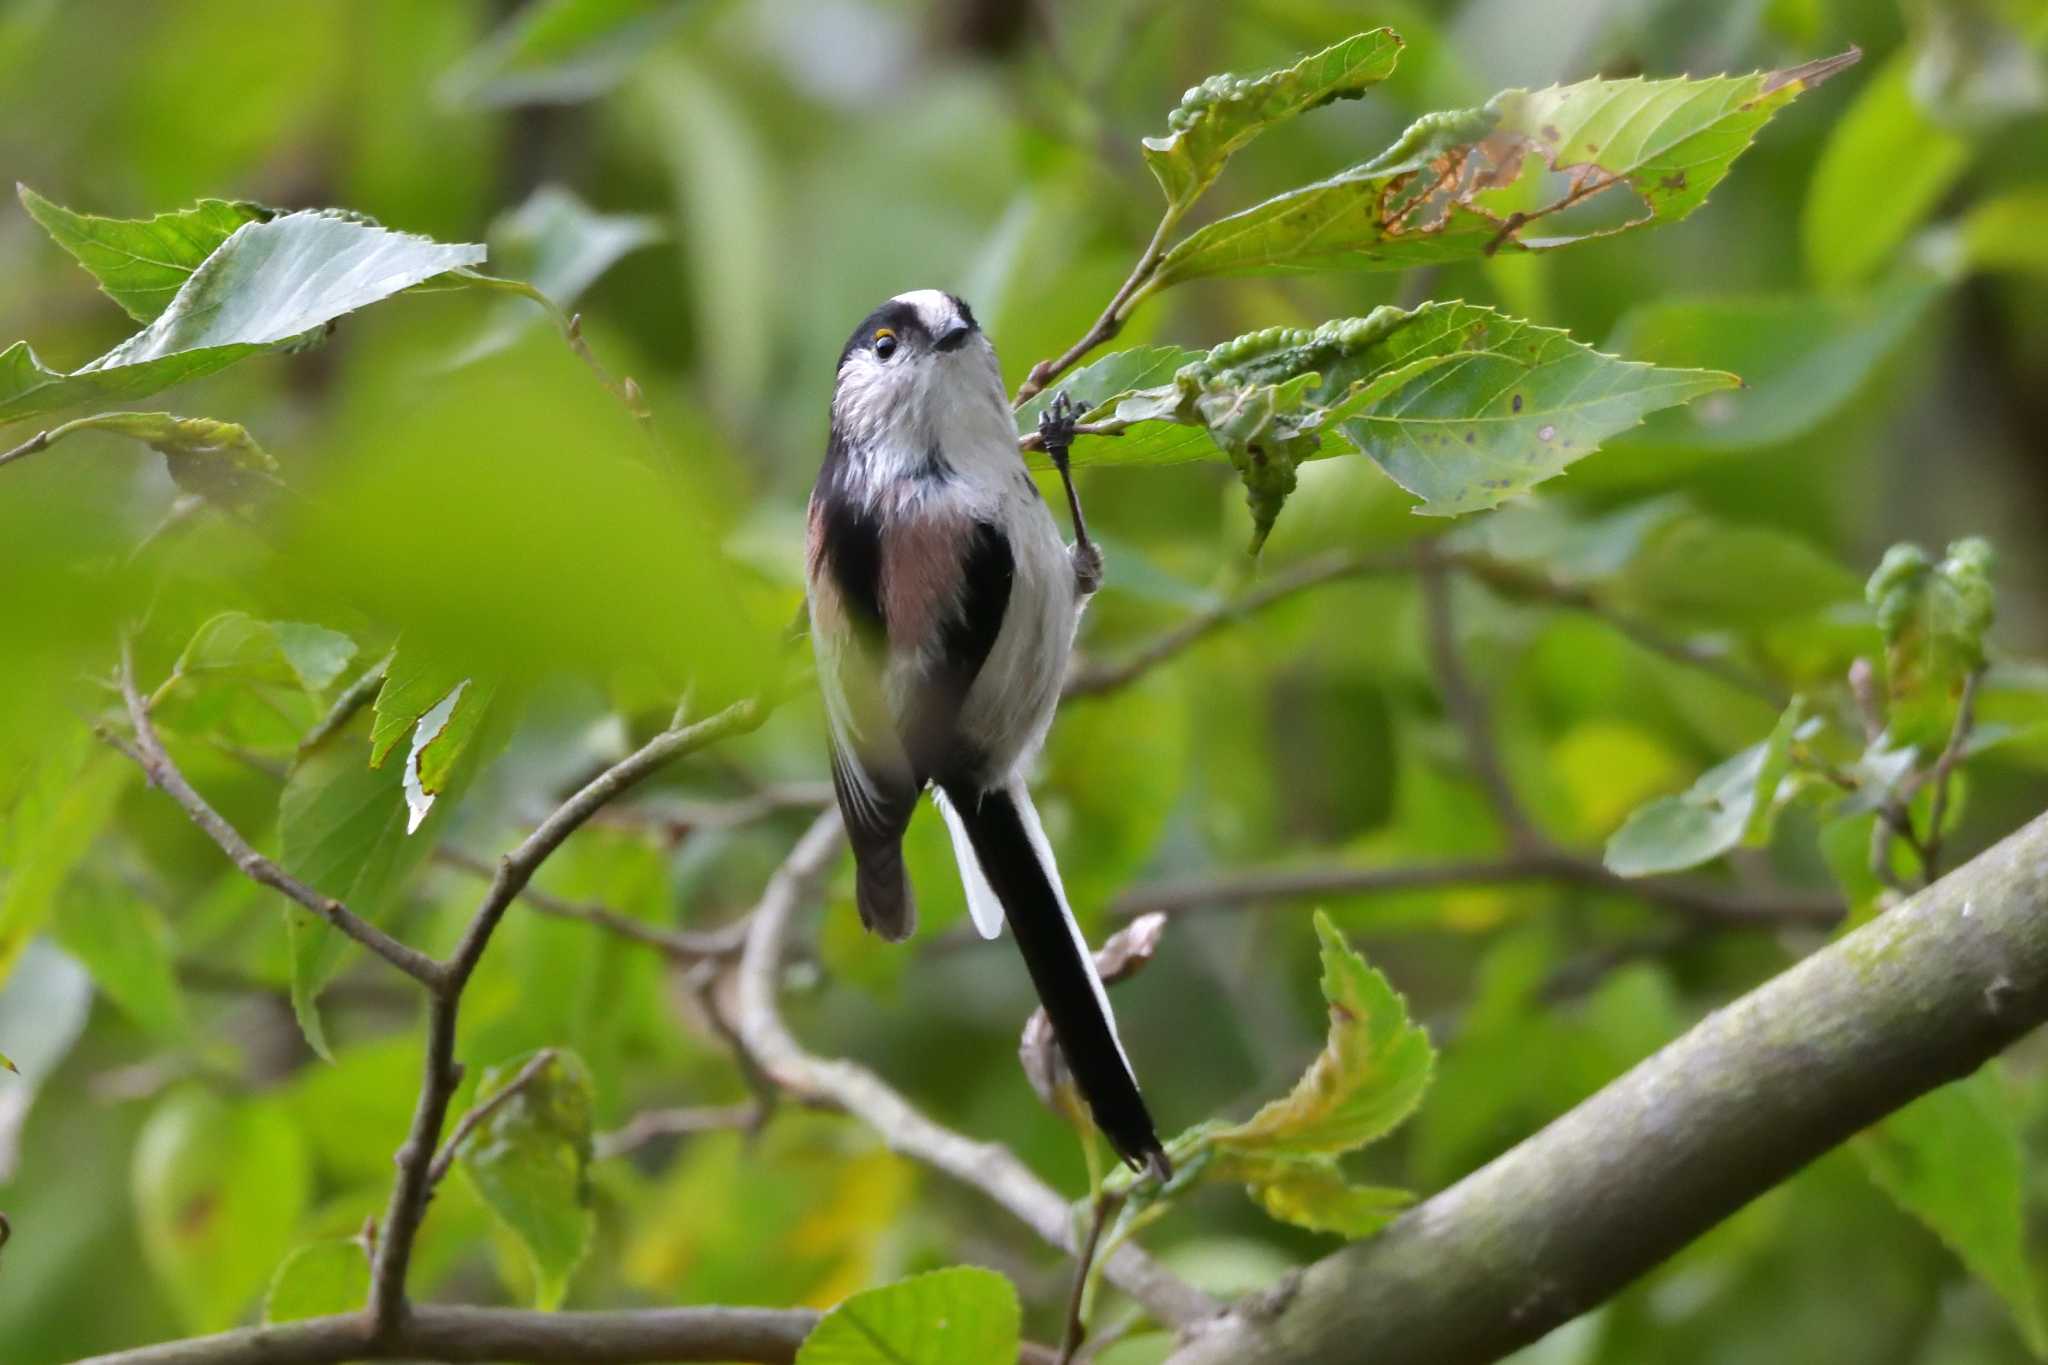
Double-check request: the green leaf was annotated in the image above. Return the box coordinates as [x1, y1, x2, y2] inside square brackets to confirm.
[1212, 1149, 1411, 1238]
[0, 728, 130, 987]
[369, 645, 498, 833]
[0, 212, 484, 426]
[451, 185, 664, 366]
[439, 0, 691, 108]
[1604, 737, 1781, 876]
[1141, 30, 1404, 209]
[279, 711, 460, 1058]
[1803, 51, 1975, 289]
[40, 411, 284, 507]
[133, 1089, 311, 1333]
[1605, 515, 1863, 631]
[1082, 306, 1732, 530]
[0, 1050, 15, 1074]
[369, 645, 473, 767]
[1016, 344, 1208, 470]
[174, 612, 358, 695]
[1151, 52, 1858, 288]
[795, 1266, 1021, 1365]
[1869, 537, 1996, 747]
[263, 1237, 371, 1324]
[1855, 1069, 2048, 1356]
[1211, 911, 1434, 1156]
[17, 186, 270, 322]
[458, 1048, 598, 1310]
[52, 879, 189, 1042]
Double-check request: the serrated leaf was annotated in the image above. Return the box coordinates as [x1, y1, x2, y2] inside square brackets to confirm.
[440, 0, 692, 109]
[459, 1049, 597, 1310]
[1016, 344, 1208, 469]
[1212, 1150, 1412, 1238]
[1856, 1069, 2048, 1356]
[17, 186, 271, 322]
[133, 1089, 311, 1333]
[1150, 52, 1858, 288]
[1069, 306, 1732, 525]
[0, 212, 483, 427]
[1869, 537, 1996, 748]
[1141, 30, 1404, 209]
[795, 1266, 1021, 1365]
[1212, 911, 1433, 1156]
[263, 1237, 371, 1324]
[1604, 739, 1773, 876]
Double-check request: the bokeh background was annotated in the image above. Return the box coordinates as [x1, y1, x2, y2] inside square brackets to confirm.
[3, 0, 2047, 1361]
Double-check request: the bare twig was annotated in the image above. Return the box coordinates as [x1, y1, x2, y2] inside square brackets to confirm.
[1013, 207, 1186, 408]
[1062, 549, 1415, 699]
[1059, 1190, 1126, 1365]
[427, 1048, 558, 1188]
[1112, 848, 1840, 929]
[0, 425, 53, 471]
[723, 812, 1217, 1327]
[1417, 546, 1538, 850]
[594, 1103, 763, 1160]
[434, 846, 750, 960]
[109, 640, 443, 989]
[1920, 667, 1983, 884]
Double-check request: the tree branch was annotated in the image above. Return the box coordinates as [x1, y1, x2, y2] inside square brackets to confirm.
[71, 1304, 820, 1365]
[1111, 841, 1840, 929]
[108, 640, 443, 989]
[722, 812, 1219, 1329]
[434, 846, 749, 961]
[1417, 545, 1534, 848]
[1165, 808, 2048, 1365]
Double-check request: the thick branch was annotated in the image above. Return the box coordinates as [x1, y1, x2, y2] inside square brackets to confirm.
[72, 1304, 819, 1365]
[109, 642, 442, 989]
[1167, 809, 2048, 1365]
[725, 813, 1218, 1328]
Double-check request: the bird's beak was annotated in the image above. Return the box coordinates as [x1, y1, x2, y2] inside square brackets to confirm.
[933, 321, 974, 353]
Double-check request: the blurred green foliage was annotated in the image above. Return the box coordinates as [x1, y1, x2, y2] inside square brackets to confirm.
[2, 1, 2047, 1362]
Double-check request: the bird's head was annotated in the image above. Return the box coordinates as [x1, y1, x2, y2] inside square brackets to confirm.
[830, 290, 1005, 452]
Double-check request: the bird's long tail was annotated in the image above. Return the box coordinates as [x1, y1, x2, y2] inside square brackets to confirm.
[941, 778, 1166, 1175]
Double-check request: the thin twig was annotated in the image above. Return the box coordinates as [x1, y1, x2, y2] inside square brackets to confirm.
[595, 1103, 763, 1160]
[1111, 849, 1840, 928]
[722, 813, 1217, 1327]
[109, 639, 443, 989]
[1417, 546, 1538, 850]
[0, 426, 53, 471]
[426, 1048, 558, 1189]
[1059, 1190, 1126, 1365]
[1920, 668, 1983, 884]
[434, 846, 750, 961]
[1013, 207, 1185, 408]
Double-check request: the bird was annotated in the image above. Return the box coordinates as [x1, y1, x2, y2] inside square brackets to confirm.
[804, 289, 1168, 1178]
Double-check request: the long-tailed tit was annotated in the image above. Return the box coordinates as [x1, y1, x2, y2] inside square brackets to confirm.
[806, 289, 1167, 1177]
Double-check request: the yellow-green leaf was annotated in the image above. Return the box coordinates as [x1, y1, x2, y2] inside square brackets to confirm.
[458, 1049, 597, 1310]
[796, 1266, 1020, 1365]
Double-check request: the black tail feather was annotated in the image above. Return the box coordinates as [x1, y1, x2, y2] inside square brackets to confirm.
[944, 783, 1165, 1172]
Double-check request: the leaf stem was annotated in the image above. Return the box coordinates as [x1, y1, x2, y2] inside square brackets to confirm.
[1013, 204, 1185, 409]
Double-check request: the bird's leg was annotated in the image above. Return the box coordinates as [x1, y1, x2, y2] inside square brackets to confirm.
[1038, 391, 1104, 596]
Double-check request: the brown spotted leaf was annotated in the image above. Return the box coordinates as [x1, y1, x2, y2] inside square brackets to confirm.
[1148, 51, 1859, 287]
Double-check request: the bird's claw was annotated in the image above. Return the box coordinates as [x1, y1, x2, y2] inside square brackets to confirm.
[1072, 539, 1104, 596]
[1038, 390, 1080, 466]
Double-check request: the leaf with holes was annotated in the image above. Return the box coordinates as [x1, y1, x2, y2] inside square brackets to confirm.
[18, 186, 271, 322]
[795, 1266, 1020, 1365]
[1141, 30, 1404, 209]
[0, 212, 483, 426]
[1148, 51, 1859, 288]
[1210, 911, 1433, 1156]
[459, 1049, 598, 1310]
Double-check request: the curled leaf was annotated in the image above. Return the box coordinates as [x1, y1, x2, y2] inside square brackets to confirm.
[1142, 30, 1404, 209]
[1869, 537, 1996, 746]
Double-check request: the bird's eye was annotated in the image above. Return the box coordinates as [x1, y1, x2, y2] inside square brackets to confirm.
[873, 329, 898, 360]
